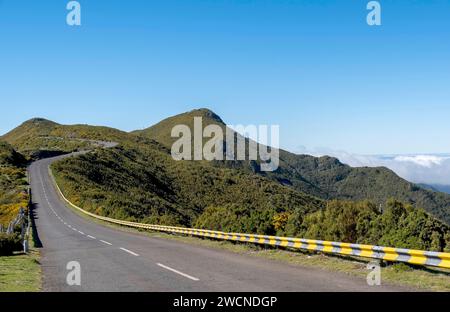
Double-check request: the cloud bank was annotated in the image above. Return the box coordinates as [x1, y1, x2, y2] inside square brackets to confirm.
[295, 146, 450, 187]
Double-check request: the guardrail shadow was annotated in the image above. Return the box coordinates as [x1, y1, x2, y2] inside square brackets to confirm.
[30, 201, 43, 248]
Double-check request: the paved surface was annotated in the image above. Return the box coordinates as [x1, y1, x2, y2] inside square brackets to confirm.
[30, 154, 411, 292]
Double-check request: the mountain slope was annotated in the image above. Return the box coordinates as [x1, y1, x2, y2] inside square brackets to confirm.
[134, 108, 450, 225]
[51, 144, 322, 234]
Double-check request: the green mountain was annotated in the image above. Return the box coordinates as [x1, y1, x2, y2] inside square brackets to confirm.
[1, 111, 449, 251]
[134, 108, 450, 225]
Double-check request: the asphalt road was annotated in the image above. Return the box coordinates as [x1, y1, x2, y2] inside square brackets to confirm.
[29, 153, 411, 292]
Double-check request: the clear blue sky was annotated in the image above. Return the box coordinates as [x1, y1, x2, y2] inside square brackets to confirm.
[1, 0, 449, 155]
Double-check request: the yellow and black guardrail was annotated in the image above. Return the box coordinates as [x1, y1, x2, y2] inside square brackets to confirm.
[51, 170, 450, 270]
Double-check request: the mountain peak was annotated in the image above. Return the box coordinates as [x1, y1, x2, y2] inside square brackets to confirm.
[188, 108, 224, 124]
[23, 117, 58, 126]
[132, 108, 226, 146]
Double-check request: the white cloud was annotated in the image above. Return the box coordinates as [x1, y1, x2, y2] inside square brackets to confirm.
[295, 146, 450, 186]
[393, 155, 448, 168]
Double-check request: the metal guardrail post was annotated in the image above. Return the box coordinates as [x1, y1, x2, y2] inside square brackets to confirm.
[23, 239, 29, 253]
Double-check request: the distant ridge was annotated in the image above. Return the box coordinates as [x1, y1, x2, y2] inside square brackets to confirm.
[419, 183, 450, 195]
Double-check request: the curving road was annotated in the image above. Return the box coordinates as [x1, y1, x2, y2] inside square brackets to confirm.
[29, 153, 410, 292]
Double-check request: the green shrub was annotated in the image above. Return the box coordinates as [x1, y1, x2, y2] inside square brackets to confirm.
[292, 199, 450, 251]
[0, 233, 22, 256]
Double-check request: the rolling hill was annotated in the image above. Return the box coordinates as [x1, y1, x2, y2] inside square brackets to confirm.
[0, 118, 131, 159]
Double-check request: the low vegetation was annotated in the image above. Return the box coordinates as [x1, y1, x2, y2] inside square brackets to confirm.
[0, 142, 40, 291]
[0, 141, 28, 227]
[194, 200, 450, 252]
[298, 200, 450, 251]
[0, 248, 41, 292]
[0, 233, 22, 256]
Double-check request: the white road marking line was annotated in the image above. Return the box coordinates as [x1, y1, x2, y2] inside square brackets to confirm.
[119, 247, 139, 257]
[156, 263, 200, 281]
[39, 174, 63, 223]
[87, 235, 96, 239]
[100, 240, 112, 246]
[78, 231, 85, 235]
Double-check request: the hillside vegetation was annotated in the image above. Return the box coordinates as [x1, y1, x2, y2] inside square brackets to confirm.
[0, 141, 28, 227]
[2, 111, 450, 251]
[52, 142, 322, 234]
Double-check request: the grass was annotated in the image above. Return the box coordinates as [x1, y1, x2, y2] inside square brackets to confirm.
[0, 249, 41, 292]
